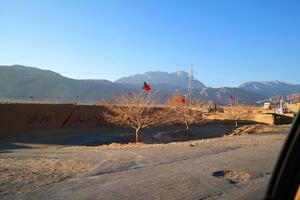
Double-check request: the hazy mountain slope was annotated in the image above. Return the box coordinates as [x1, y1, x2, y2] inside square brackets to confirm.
[138, 86, 266, 104]
[115, 71, 206, 89]
[198, 87, 266, 104]
[116, 71, 267, 104]
[0, 65, 129, 103]
[257, 92, 300, 104]
[0, 65, 268, 104]
[239, 81, 300, 97]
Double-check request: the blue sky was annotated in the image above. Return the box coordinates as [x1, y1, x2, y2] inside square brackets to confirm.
[0, 0, 299, 87]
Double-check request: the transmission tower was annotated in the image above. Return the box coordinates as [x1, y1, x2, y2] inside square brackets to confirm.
[186, 65, 196, 106]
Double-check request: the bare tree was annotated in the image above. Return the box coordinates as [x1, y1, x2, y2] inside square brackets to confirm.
[227, 96, 239, 127]
[103, 92, 166, 143]
[227, 107, 239, 127]
[226, 104, 256, 128]
[166, 92, 202, 134]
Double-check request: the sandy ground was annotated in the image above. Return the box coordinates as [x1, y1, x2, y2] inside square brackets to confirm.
[0, 124, 290, 200]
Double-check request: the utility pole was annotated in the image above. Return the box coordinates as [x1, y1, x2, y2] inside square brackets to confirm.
[186, 64, 196, 106]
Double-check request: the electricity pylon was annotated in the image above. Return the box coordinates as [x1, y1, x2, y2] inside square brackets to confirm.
[186, 65, 196, 106]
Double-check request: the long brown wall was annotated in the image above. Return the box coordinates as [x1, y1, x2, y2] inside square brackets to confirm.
[0, 103, 294, 138]
[0, 103, 106, 137]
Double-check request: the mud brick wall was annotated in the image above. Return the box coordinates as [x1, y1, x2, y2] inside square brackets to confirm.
[0, 103, 106, 137]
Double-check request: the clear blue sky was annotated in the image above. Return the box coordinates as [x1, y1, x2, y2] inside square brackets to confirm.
[1, 0, 299, 87]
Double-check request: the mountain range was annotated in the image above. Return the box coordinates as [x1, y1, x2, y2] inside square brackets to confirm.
[239, 81, 300, 97]
[116, 71, 206, 89]
[1, 65, 299, 104]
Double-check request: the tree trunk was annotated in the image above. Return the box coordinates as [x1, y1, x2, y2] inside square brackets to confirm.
[135, 129, 140, 143]
[186, 124, 190, 136]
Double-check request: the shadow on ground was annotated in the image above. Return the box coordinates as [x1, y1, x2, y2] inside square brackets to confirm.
[0, 121, 263, 151]
[0, 143, 32, 153]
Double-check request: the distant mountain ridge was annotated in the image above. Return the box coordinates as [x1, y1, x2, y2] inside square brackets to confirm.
[0, 65, 129, 103]
[1, 64, 298, 104]
[198, 87, 266, 104]
[239, 81, 300, 97]
[116, 71, 206, 89]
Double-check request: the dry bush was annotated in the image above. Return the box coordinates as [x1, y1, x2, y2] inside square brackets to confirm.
[165, 92, 202, 134]
[225, 105, 246, 127]
[103, 92, 167, 143]
[223, 105, 259, 127]
[165, 92, 185, 107]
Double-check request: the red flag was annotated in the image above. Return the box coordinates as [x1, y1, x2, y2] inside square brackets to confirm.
[181, 98, 186, 105]
[142, 82, 151, 92]
[229, 95, 235, 100]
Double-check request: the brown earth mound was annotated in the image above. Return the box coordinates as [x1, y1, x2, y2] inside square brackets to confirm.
[228, 125, 290, 136]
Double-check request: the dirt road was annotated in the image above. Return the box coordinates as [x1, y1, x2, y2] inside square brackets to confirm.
[0, 126, 289, 200]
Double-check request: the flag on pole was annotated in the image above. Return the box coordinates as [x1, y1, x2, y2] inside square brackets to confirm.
[142, 82, 151, 92]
